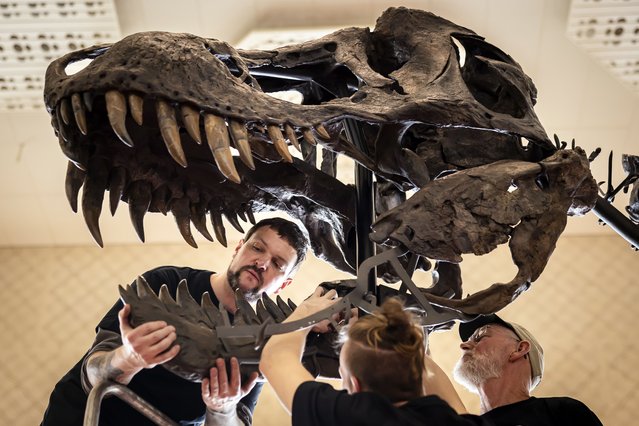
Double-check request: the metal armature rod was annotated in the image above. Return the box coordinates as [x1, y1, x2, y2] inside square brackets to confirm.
[84, 380, 178, 426]
[592, 196, 639, 248]
[342, 117, 376, 294]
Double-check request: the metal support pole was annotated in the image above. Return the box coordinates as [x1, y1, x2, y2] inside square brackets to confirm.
[592, 196, 639, 249]
[342, 118, 376, 294]
[84, 380, 178, 426]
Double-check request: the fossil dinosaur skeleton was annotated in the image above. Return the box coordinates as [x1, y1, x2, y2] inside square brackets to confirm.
[43, 7, 619, 382]
[44, 7, 563, 276]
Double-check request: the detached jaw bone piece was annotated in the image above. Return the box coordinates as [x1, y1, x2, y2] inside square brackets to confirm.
[120, 247, 476, 382]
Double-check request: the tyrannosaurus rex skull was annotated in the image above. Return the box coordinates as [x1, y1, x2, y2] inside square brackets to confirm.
[43, 7, 586, 296]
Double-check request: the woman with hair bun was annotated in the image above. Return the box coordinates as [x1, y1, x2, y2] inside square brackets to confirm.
[260, 288, 490, 425]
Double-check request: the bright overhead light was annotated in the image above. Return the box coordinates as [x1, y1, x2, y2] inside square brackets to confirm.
[0, 0, 121, 111]
[567, 0, 639, 94]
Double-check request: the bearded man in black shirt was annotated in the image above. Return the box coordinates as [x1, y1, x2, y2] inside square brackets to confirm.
[41, 217, 309, 426]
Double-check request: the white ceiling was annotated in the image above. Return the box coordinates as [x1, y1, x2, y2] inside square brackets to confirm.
[0, 0, 637, 248]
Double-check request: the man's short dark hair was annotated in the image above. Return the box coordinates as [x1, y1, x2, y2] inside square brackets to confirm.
[244, 217, 309, 271]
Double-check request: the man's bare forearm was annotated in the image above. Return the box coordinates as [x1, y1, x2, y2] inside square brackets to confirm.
[85, 348, 141, 387]
[203, 406, 246, 426]
[423, 355, 467, 414]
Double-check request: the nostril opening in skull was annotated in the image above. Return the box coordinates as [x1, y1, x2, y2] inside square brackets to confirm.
[455, 35, 529, 119]
[323, 42, 337, 53]
[65, 57, 94, 75]
[212, 54, 244, 79]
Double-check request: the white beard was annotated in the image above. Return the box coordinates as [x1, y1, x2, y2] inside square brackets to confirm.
[453, 350, 503, 393]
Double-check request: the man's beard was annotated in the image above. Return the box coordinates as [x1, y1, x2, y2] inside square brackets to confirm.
[227, 265, 263, 304]
[453, 350, 503, 393]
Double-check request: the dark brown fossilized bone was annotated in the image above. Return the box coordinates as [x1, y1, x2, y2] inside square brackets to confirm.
[119, 276, 347, 381]
[370, 148, 598, 314]
[44, 7, 557, 276]
[119, 247, 474, 382]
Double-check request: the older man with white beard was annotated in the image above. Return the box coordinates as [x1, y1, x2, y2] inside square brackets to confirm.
[453, 314, 603, 426]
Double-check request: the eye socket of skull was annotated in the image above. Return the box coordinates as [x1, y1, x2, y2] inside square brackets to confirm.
[455, 35, 533, 119]
[366, 34, 411, 78]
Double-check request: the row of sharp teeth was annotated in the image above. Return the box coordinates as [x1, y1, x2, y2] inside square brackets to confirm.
[131, 276, 298, 328]
[57, 90, 332, 184]
[66, 157, 259, 250]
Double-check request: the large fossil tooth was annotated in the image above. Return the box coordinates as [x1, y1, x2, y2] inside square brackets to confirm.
[108, 166, 126, 216]
[256, 300, 271, 323]
[56, 109, 70, 143]
[81, 161, 109, 247]
[82, 92, 94, 112]
[128, 180, 152, 242]
[223, 209, 244, 233]
[302, 128, 318, 146]
[190, 202, 213, 242]
[159, 284, 179, 308]
[181, 104, 202, 144]
[128, 93, 144, 126]
[301, 139, 317, 166]
[202, 292, 223, 325]
[135, 275, 153, 298]
[209, 208, 227, 247]
[65, 161, 86, 213]
[176, 279, 201, 314]
[234, 290, 260, 325]
[60, 98, 72, 125]
[150, 185, 170, 215]
[267, 124, 293, 163]
[228, 120, 255, 170]
[261, 293, 286, 323]
[105, 90, 134, 147]
[204, 114, 240, 184]
[315, 124, 331, 140]
[171, 197, 198, 248]
[236, 207, 247, 223]
[284, 124, 301, 152]
[157, 100, 187, 168]
[287, 298, 297, 311]
[276, 295, 294, 317]
[58, 133, 88, 171]
[118, 284, 134, 304]
[245, 202, 256, 225]
[71, 93, 87, 135]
